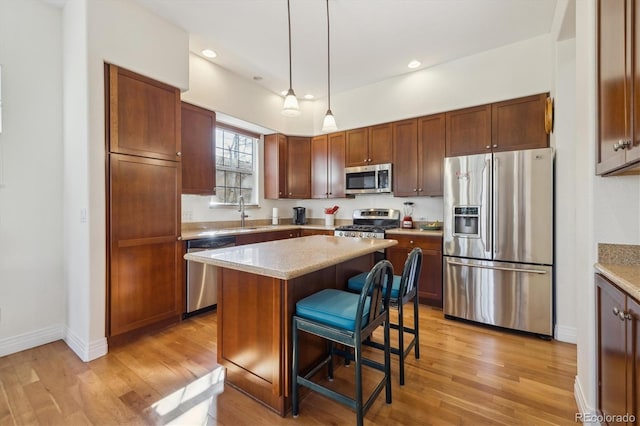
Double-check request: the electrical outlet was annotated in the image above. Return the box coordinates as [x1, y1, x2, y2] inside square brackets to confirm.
[80, 208, 88, 223]
[183, 211, 193, 221]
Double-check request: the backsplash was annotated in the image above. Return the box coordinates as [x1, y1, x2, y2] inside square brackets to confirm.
[598, 243, 640, 265]
[181, 193, 444, 224]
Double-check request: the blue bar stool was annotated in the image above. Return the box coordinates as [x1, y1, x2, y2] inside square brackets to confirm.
[291, 260, 394, 426]
[347, 247, 423, 385]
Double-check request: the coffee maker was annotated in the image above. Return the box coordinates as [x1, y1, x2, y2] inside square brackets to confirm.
[293, 207, 306, 225]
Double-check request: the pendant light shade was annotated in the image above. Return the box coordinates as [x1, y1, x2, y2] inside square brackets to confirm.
[322, 109, 337, 132]
[282, 0, 301, 117]
[322, 0, 337, 131]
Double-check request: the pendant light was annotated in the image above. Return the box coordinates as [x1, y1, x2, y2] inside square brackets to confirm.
[282, 0, 301, 117]
[322, 0, 337, 131]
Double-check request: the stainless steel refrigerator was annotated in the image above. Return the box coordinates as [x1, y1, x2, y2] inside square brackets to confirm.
[443, 147, 554, 337]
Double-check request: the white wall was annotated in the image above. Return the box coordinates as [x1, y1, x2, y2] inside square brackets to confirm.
[0, 0, 66, 355]
[183, 34, 554, 231]
[61, 0, 190, 361]
[553, 37, 577, 343]
[573, 0, 640, 417]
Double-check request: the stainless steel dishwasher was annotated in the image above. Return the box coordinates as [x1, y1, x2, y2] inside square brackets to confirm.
[185, 235, 236, 316]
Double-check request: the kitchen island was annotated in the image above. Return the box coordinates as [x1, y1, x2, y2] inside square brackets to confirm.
[184, 235, 397, 416]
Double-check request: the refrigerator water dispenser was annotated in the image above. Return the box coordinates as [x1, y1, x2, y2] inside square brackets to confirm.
[453, 206, 479, 237]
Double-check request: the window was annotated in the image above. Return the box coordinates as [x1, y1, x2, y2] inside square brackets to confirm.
[211, 125, 259, 205]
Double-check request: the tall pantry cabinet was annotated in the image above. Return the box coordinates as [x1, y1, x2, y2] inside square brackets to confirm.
[105, 64, 183, 341]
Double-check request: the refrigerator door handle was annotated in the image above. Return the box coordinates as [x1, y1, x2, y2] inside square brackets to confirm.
[446, 259, 548, 275]
[484, 158, 491, 254]
[493, 157, 499, 255]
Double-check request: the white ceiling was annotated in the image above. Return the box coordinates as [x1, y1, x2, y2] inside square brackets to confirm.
[133, 0, 559, 101]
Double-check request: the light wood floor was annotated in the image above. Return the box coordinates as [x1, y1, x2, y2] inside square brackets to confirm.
[0, 305, 577, 425]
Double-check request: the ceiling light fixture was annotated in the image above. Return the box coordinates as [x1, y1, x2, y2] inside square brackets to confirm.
[408, 60, 421, 69]
[201, 49, 217, 58]
[282, 0, 301, 117]
[321, 0, 337, 132]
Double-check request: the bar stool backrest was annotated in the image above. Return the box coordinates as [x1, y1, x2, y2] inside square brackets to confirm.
[356, 260, 394, 336]
[399, 248, 423, 300]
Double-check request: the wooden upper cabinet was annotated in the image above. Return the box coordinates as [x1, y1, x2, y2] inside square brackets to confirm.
[312, 132, 346, 198]
[394, 115, 445, 197]
[264, 134, 288, 199]
[181, 102, 216, 195]
[392, 119, 419, 197]
[286, 136, 311, 199]
[106, 64, 181, 161]
[491, 94, 549, 152]
[597, 0, 640, 175]
[369, 123, 393, 164]
[346, 123, 392, 166]
[445, 104, 492, 157]
[345, 127, 369, 166]
[418, 114, 446, 196]
[327, 132, 346, 198]
[311, 135, 329, 198]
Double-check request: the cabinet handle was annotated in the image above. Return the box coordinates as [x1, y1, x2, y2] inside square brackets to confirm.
[413, 188, 417, 192]
[409, 240, 414, 245]
[289, 192, 292, 196]
[418, 188, 423, 192]
[485, 145, 490, 149]
[613, 139, 632, 151]
[329, 192, 332, 195]
[493, 144, 498, 148]
[177, 236, 183, 241]
[626, 312, 633, 321]
[613, 307, 627, 321]
[176, 151, 182, 157]
[368, 158, 372, 162]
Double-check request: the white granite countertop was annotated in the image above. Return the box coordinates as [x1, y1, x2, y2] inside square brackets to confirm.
[184, 235, 398, 280]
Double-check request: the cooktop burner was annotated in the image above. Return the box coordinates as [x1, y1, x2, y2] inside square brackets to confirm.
[334, 208, 401, 239]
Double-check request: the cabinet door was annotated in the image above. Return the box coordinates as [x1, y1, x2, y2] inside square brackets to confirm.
[386, 234, 443, 307]
[491, 94, 549, 152]
[181, 102, 216, 195]
[596, 274, 628, 420]
[311, 135, 329, 198]
[264, 134, 287, 199]
[286, 137, 311, 199]
[108, 154, 182, 337]
[346, 128, 369, 166]
[628, 296, 640, 422]
[597, 0, 630, 175]
[418, 114, 446, 196]
[106, 64, 181, 161]
[392, 119, 419, 197]
[369, 123, 393, 164]
[445, 105, 492, 157]
[327, 132, 346, 198]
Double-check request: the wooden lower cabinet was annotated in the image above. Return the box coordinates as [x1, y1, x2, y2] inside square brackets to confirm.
[596, 273, 639, 423]
[301, 229, 334, 237]
[235, 229, 300, 245]
[108, 154, 182, 339]
[386, 234, 443, 307]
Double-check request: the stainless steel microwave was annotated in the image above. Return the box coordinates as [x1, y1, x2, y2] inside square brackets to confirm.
[345, 163, 392, 194]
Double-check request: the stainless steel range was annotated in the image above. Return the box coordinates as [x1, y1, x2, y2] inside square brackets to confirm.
[334, 208, 401, 239]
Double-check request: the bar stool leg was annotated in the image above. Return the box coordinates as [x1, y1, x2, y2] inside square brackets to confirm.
[414, 294, 420, 359]
[398, 299, 406, 386]
[292, 318, 300, 417]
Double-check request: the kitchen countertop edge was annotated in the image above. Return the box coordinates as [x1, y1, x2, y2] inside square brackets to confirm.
[595, 262, 640, 301]
[184, 235, 398, 280]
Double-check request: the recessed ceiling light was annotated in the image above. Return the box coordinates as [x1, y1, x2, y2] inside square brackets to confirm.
[304, 94, 314, 100]
[408, 60, 421, 69]
[253, 76, 263, 81]
[201, 49, 217, 58]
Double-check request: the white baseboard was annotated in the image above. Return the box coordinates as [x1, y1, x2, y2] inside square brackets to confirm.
[0, 324, 108, 362]
[0, 324, 64, 357]
[555, 324, 577, 344]
[64, 326, 108, 362]
[575, 376, 599, 425]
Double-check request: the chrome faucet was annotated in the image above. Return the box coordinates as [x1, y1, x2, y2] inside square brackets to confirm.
[238, 195, 248, 228]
